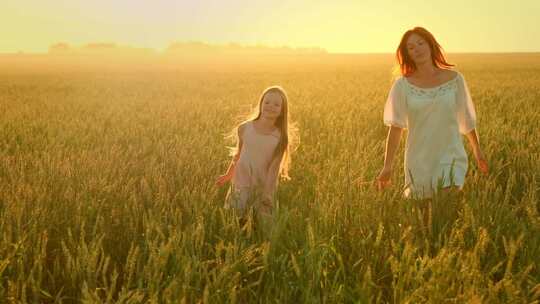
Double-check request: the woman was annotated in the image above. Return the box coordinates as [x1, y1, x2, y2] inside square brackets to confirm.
[377, 27, 489, 198]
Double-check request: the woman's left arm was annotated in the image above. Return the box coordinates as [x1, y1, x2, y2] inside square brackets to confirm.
[465, 129, 489, 174]
[456, 73, 488, 175]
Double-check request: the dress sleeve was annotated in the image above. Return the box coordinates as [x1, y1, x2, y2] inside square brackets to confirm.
[383, 78, 408, 129]
[455, 73, 477, 134]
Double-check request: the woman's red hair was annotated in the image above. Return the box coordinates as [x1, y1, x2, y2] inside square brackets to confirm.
[396, 27, 454, 76]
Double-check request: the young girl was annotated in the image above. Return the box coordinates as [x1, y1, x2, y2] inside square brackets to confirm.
[216, 86, 293, 219]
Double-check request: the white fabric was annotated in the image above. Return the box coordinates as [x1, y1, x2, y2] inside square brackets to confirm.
[383, 72, 477, 198]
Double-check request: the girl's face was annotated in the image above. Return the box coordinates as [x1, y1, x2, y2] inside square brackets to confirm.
[261, 91, 283, 120]
[406, 33, 432, 65]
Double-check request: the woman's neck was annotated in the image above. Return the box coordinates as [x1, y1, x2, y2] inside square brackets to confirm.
[414, 61, 438, 78]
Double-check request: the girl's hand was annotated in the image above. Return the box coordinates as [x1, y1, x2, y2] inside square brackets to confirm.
[259, 198, 273, 216]
[216, 172, 233, 187]
[376, 166, 393, 190]
[474, 149, 489, 175]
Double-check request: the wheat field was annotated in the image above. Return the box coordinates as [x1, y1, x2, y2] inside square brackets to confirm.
[0, 53, 539, 303]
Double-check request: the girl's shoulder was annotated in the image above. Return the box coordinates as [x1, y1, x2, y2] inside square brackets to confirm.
[237, 121, 252, 138]
[238, 121, 251, 130]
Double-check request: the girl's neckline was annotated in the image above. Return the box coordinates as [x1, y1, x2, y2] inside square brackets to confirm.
[250, 121, 279, 137]
[404, 72, 459, 90]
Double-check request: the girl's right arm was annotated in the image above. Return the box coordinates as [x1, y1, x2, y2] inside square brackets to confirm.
[376, 126, 403, 189]
[216, 124, 245, 187]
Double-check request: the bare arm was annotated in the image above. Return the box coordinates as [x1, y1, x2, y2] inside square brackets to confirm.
[375, 126, 403, 188]
[217, 154, 239, 184]
[464, 128, 480, 152]
[464, 128, 489, 174]
[383, 126, 403, 170]
[263, 155, 282, 202]
[258, 155, 283, 216]
[216, 125, 245, 186]
[223, 146, 242, 176]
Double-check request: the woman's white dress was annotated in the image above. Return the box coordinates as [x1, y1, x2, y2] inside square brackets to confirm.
[383, 72, 477, 198]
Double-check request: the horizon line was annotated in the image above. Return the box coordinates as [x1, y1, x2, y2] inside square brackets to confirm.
[2, 51, 540, 55]
[1, 41, 539, 56]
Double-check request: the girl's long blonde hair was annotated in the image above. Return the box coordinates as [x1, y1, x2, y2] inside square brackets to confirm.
[229, 85, 297, 180]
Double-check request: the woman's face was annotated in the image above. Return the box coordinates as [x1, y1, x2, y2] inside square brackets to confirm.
[261, 91, 283, 120]
[406, 33, 432, 65]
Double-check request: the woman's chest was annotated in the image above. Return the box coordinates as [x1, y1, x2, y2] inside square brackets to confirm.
[406, 86, 458, 114]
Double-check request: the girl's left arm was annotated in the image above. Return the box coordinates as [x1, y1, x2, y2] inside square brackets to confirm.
[262, 157, 282, 202]
[465, 129, 489, 174]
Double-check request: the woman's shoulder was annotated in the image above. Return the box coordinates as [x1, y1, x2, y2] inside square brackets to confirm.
[437, 69, 463, 88]
[454, 70, 466, 81]
[439, 69, 464, 82]
[444, 69, 462, 81]
[445, 70, 468, 87]
[390, 76, 409, 95]
[393, 74, 406, 82]
[390, 75, 406, 88]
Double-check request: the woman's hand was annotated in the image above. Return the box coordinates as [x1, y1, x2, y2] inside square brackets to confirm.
[465, 129, 488, 175]
[216, 172, 233, 187]
[473, 148, 489, 175]
[376, 166, 393, 190]
[372, 126, 402, 190]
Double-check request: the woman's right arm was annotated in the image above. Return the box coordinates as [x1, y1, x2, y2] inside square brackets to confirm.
[376, 126, 403, 189]
[216, 125, 244, 186]
[376, 78, 407, 189]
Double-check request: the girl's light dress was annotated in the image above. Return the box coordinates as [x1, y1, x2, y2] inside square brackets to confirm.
[226, 121, 281, 216]
[384, 72, 477, 199]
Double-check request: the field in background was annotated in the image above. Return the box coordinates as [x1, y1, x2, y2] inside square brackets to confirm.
[1, 53, 539, 303]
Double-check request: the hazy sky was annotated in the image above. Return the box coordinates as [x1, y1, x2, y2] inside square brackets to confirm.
[2, 0, 539, 53]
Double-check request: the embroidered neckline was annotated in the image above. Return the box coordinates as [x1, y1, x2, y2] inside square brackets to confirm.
[403, 75, 459, 98]
[404, 74, 459, 90]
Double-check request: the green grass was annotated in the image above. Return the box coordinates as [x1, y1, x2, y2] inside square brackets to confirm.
[0, 53, 539, 303]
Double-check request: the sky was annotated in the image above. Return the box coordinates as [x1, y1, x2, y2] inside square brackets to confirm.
[2, 0, 539, 53]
